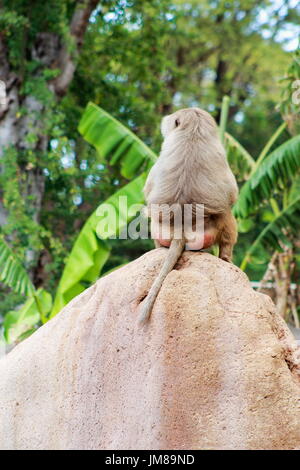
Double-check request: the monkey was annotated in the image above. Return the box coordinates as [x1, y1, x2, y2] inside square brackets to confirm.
[139, 107, 238, 324]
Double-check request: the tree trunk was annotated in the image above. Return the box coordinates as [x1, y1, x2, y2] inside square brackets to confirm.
[0, 0, 99, 282]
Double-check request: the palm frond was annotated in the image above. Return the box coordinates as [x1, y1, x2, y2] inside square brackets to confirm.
[78, 102, 157, 179]
[50, 104, 156, 317]
[0, 236, 34, 297]
[4, 288, 52, 344]
[240, 196, 300, 270]
[234, 135, 300, 218]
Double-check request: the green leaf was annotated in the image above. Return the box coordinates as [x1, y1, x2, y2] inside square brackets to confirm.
[78, 102, 157, 179]
[251, 122, 287, 173]
[51, 103, 156, 317]
[261, 209, 277, 223]
[288, 173, 300, 204]
[225, 132, 255, 182]
[240, 196, 300, 271]
[4, 288, 52, 344]
[0, 236, 34, 297]
[234, 135, 300, 218]
[237, 218, 255, 233]
[50, 173, 148, 317]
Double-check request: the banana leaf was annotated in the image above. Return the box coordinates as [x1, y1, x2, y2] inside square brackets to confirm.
[234, 135, 300, 218]
[4, 288, 52, 344]
[240, 196, 300, 270]
[50, 173, 147, 317]
[0, 236, 34, 297]
[78, 102, 156, 179]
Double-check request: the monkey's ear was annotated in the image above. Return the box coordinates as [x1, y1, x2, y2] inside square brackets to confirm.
[175, 118, 180, 127]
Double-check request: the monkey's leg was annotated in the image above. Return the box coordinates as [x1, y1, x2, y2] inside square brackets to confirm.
[218, 210, 237, 262]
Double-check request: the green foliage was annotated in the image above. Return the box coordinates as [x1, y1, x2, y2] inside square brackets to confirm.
[76, 0, 292, 150]
[219, 93, 300, 275]
[78, 103, 157, 179]
[4, 288, 52, 344]
[0, 8, 29, 68]
[234, 135, 300, 218]
[0, 236, 52, 342]
[240, 196, 300, 270]
[0, 147, 43, 257]
[50, 173, 148, 316]
[51, 103, 156, 315]
[221, 94, 255, 182]
[225, 132, 255, 182]
[0, 236, 34, 297]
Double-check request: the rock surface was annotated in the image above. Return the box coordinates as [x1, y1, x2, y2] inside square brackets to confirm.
[0, 250, 300, 450]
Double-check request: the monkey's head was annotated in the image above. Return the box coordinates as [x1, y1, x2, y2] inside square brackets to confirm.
[161, 107, 217, 139]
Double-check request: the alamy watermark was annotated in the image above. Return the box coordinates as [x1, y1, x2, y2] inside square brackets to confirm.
[95, 198, 205, 243]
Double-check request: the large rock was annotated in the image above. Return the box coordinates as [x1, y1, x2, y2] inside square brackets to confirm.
[0, 250, 299, 450]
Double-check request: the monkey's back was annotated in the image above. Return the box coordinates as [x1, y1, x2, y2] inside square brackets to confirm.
[144, 132, 238, 214]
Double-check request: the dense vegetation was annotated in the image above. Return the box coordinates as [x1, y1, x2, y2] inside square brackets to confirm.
[0, 0, 299, 343]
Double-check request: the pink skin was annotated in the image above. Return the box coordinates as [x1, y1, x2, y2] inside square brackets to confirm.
[153, 231, 215, 251]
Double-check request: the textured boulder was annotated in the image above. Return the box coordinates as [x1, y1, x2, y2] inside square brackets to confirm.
[0, 250, 299, 450]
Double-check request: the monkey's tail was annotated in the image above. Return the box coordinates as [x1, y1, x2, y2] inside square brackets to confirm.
[138, 238, 186, 324]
